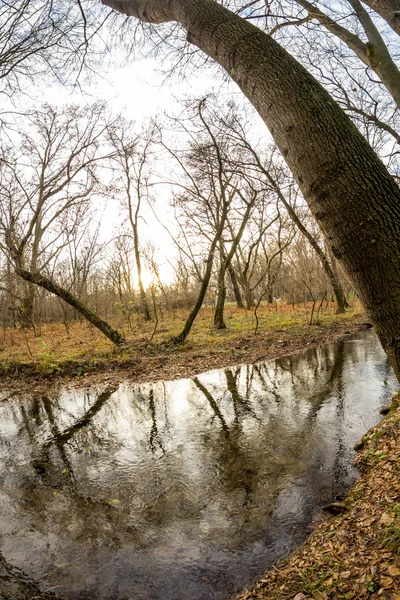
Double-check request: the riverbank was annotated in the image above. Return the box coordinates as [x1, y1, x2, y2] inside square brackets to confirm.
[236, 398, 400, 600]
[0, 307, 398, 600]
[0, 304, 366, 395]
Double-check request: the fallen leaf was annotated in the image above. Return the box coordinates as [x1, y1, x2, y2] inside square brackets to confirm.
[380, 576, 394, 588]
[312, 591, 328, 600]
[388, 566, 400, 577]
[108, 498, 121, 506]
[380, 512, 394, 525]
[341, 571, 351, 579]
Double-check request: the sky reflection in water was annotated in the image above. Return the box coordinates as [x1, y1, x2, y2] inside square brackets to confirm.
[0, 330, 397, 599]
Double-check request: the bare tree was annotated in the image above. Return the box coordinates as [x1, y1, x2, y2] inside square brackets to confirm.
[289, 0, 400, 108]
[0, 103, 124, 345]
[0, 0, 112, 98]
[108, 119, 156, 321]
[164, 99, 242, 342]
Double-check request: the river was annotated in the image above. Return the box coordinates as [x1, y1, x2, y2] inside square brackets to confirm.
[0, 329, 397, 599]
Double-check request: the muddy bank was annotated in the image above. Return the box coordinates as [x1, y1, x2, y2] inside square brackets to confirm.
[1, 315, 368, 396]
[237, 398, 400, 600]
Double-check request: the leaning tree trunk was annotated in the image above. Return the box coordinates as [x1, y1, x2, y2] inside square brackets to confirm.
[102, 0, 400, 380]
[173, 241, 217, 344]
[17, 269, 124, 346]
[174, 202, 230, 343]
[278, 191, 348, 313]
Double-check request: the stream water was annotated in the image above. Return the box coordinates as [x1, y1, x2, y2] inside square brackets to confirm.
[0, 329, 397, 600]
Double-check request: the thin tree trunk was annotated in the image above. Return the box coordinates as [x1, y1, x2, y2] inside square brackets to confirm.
[174, 196, 231, 342]
[227, 261, 244, 308]
[17, 269, 124, 346]
[240, 136, 349, 313]
[133, 230, 151, 321]
[213, 195, 255, 328]
[361, 0, 400, 36]
[279, 198, 348, 314]
[103, 0, 400, 380]
[173, 242, 217, 344]
[214, 260, 227, 329]
[294, 0, 400, 108]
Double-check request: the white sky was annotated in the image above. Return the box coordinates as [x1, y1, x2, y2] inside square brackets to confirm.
[35, 57, 219, 284]
[12, 50, 268, 286]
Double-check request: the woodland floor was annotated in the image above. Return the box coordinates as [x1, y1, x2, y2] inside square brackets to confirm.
[236, 397, 400, 600]
[0, 301, 367, 395]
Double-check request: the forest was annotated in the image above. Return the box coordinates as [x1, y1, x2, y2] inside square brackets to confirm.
[0, 0, 398, 362]
[0, 0, 400, 599]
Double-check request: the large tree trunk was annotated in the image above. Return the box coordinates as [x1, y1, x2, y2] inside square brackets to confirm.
[243, 282, 255, 310]
[17, 269, 124, 346]
[20, 282, 36, 328]
[103, 0, 400, 380]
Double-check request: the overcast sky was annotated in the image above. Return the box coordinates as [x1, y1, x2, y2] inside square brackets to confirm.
[15, 47, 266, 285]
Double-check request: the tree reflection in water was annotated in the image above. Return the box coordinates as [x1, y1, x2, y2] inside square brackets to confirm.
[0, 330, 396, 600]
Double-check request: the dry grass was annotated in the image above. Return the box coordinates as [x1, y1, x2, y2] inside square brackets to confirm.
[0, 301, 364, 379]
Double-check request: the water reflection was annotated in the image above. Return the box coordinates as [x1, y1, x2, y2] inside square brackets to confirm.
[0, 330, 397, 600]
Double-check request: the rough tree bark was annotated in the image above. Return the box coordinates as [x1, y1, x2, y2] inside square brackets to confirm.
[102, 0, 400, 380]
[17, 268, 124, 346]
[20, 282, 37, 327]
[361, 0, 400, 36]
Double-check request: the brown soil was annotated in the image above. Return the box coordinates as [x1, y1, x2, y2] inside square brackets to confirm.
[1, 314, 368, 397]
[236, 398, 400, 600]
